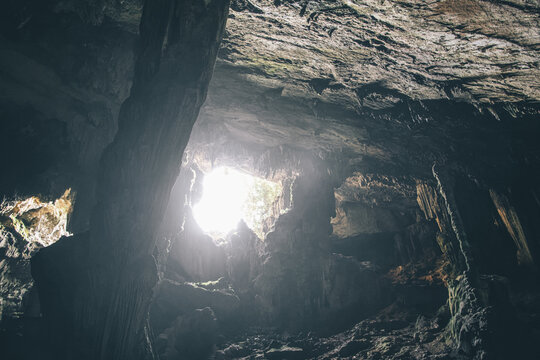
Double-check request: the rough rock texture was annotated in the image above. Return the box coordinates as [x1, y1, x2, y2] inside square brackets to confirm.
[252, 162, 392, 330]
[2, 0, 539, 229]
[214, 301, 454, 360]
[222, 0, 540, 103]
[30, 1, 231, 359]
[166, 210, 227, 283]
[1, 0, 540, 359]
[189, 0, 540, 182]
[0, 190, 72, 324]
[156, 307, 219, 360]
[150, 279, 240, 336]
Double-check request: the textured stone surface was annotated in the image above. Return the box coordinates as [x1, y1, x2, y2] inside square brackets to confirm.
[1, 1, 539, 359]
[166, 210, 227, 282]
[29, 1, 232, 359]
[221, 0, 540, 103]
[0, 190, 72, 324]
[1, 0, 539, 206]
[98, 0, 540, 103]
[185, 0, 540, 180]
[214, 301, 454, 359]
[150, 279, 240, 336]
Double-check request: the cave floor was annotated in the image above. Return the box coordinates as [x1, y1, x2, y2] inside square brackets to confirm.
[214, 281, 540, 360]
[215, 303, 454, 360]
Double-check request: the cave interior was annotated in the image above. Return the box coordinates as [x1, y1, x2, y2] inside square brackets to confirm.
[1, 1, 540, 359]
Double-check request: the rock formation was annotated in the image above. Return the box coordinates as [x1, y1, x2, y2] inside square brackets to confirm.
[1, 1, 539, 359]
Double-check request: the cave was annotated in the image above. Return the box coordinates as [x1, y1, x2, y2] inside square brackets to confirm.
[1, 1, 539, 359]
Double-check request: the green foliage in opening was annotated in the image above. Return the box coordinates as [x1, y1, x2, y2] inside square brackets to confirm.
[242, 178, 281, 239]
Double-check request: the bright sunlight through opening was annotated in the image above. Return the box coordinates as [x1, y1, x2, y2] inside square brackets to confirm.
[192, 167, 281, 239]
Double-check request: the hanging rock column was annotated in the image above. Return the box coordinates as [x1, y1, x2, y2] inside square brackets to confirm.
[417, 165, 490, 359]
[32, 1, 230, 359]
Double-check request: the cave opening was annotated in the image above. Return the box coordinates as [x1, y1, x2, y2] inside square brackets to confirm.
[0, 189, 73, 250]
[192, 166, 282, 239]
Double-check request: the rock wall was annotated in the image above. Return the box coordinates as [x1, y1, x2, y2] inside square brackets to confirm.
[30, 1, 231, 359]
[0, 0, 539, 359]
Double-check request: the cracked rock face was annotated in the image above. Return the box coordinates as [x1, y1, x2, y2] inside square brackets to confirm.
[223, 0, 540, 104]
[2, 0, 540, 192]
[0, 190, 73, 323]
[1, 1, 540, 360]
[185, 0, 540, 181]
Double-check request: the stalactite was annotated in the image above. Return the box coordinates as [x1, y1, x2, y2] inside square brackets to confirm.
[415, 165, 491, 358]
[431, 163, 473, 275]
[489, 189, 535, 267]
[416, 180, 462, 277]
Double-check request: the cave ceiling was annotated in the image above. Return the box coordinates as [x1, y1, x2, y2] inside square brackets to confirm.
[1, 0, 539, 182]
[106, 0, 540, 103]
[194, 0, 540, 179]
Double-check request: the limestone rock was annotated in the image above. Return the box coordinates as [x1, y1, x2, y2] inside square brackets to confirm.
[150, 279, 240, 335]
[265, 345, 304, 360]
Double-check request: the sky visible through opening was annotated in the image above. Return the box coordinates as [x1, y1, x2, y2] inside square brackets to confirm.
[192, 167, 281, 239]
